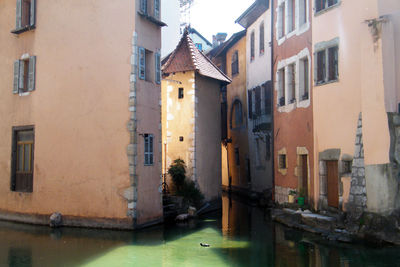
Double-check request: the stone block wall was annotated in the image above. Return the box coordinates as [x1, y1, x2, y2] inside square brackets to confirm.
[275, 186, 296, 204]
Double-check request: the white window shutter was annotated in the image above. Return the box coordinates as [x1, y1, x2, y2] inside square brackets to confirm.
[155, 52, 161, 84]
[13, 60, 20, 94]
[30, 0, 36, 27]
[139, 47, 146, 80]
[28, 56, 36, 91]
[19, 60, 25, 90]
[16, 0, 22, 29]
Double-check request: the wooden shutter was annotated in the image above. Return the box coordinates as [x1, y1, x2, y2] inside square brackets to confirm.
[264, 82, 272, 116]
[155, 52, 161, 84]
[154, 0, 160, 18]
[30, 0, 36, 27]
[19, 60, 25, 90]
[248, 90, 252, 119]
[16, 0, 22, 29]
[138, 47, 146, 80]
[28, 56, 36, 91]
[13, 60, 20, 94]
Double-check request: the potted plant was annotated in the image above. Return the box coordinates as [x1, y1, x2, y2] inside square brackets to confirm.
[288, 190, 297, 204]
[297, 188, 306, 206]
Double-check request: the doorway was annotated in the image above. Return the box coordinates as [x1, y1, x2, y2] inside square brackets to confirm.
[326, 160, 339, 208]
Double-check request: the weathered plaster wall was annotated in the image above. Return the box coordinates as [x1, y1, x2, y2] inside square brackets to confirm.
[195, 74, 222, 201]
[134, 0, 163, 226]
[0, 0, 133, 222]
[162, 71, 196, 186]
[225, 36, 249, 189]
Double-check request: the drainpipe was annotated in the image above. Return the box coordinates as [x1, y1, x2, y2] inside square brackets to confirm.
[270, 0, 275, 202]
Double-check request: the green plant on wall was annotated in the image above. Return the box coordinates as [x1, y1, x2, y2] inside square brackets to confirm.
[168, 158, 186, 191]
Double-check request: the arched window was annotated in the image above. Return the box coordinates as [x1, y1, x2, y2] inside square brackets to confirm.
[231, 51, 239, 76]
[231, 99, 243, 129]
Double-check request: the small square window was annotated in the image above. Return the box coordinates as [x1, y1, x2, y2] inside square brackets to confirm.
[179, 136, 184, 142]
[178, 88, 184, 99]
[279, 154, 287, 169]
[195, 43, 203, 51]
[342, 160, 352, 174]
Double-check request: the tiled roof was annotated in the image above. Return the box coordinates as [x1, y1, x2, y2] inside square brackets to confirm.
[162, 30, 231, 84]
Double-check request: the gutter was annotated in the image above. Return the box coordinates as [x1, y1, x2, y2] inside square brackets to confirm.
[270, 0, 275, 201]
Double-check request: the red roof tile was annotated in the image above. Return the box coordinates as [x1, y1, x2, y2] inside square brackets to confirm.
[162, 30, 231, 84]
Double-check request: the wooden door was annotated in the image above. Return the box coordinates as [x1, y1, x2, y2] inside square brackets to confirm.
[327, 160, 338, 208]
[301, 155, 308, 198]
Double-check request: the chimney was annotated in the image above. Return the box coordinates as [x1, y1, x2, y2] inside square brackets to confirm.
[213, 33, 227, 47]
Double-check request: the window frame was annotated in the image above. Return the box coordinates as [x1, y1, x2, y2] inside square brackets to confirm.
[13, 55, 36, 95]
[250, 31, 255, 62]
[12, 0, 36, 34]
[231, 51, 239, 76]
[144, 134, 154, 166]
[315, 0, 340, 15]
[259, 22, 265, 55]
[178, 87, 184, 99]
[230, 99, 244, 129]
[314, 38, 339, 86]
[11, 126, 35, 193]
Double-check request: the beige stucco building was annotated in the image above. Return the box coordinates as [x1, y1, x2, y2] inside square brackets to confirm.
[312, 0, 400, 217]
[0, 0, 165, 229]
[161, 31, 230, 201]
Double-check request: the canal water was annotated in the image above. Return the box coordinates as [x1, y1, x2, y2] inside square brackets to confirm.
[1, 194, 400, 267]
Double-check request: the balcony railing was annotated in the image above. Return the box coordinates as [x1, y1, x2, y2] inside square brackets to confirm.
[252, 109, 272, 133]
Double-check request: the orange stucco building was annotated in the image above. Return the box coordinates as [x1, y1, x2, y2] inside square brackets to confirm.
[273, 0, 314, 205]
[0, 0, 165, 229]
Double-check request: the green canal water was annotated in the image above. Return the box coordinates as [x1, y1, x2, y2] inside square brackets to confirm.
[2, 194, 400, 267]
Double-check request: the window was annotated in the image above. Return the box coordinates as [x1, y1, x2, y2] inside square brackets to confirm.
[235, 148, 240, 165]
[315, 0, 338, 13]
[250, 31, 255, 61]
[154, 0, 160, 18]
[231, 51, 239, 76]
[13, 56, 36, 94]
[278, 68, 285, 106]
[179, 136, 184, 142]
[140, 0, 147, 14]
[342, 160, 352, 175]
[231, 100, 243, 128]
[248, 90, 253, 119]
[288, 64, 296, 103]
[195, 43, 203, 51]
[316, 50, 326, 84]
[138, 47, 154, 82]
[144, 134, 153, 165]
[155, 52, 161, 84]
[264, 82, 272, 116]
[300, 58, 309, 100]
[279, 154, 287, 169]
[178, 88, 184, 99]
[13, 0, 36, 33]
[328, 46, 339, 81]
[254, 86, 261, 117]
[299, 0, 307, 26]
[278, 3, 285, 39]
[315, 43, 339, 85]
[11, 127, 34, 192]
[259, 23, 265, 55]
[287, 0, 295, 33]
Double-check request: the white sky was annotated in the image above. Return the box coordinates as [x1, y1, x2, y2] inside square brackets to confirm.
[189, 0, 255, 42]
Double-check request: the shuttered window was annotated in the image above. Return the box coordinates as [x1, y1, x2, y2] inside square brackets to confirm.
[259, 23, 265, 55]
[154, 0, 160, 18]
[14, 0, 36, 32]
[264, 82, 272, 116]
[13, 56, 36, 94]
[250, 31, 255, 61]
[248, 90, 253, 119]
[315, 45, 338, 85]
[144, 134, 153, 166]
[155, 52, 161, 84]
[138, 47, 146, 80]
[140, 0, 147, 14]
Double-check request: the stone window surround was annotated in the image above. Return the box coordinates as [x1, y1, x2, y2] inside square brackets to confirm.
[314, 37, 340, 86]
[276, 0, 310, 46]
[277, 147, 288, 175]
[314, 0, 341, 17]
[276, 47, 311, 113]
